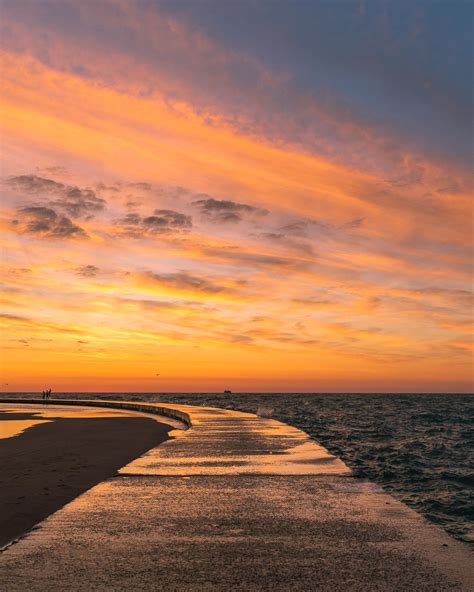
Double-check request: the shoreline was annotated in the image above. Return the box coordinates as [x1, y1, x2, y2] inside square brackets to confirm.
[0, 398, 472, 591]
[0, 405, 172, 548]
[2, 395, 472, 546]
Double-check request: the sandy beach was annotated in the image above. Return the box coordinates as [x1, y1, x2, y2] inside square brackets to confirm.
[0, 406, 171, 548]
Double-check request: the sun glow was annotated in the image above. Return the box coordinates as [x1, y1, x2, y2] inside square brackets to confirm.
[1, 2, 472, 392]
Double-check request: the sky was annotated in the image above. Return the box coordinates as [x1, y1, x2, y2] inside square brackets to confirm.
[0, 0, 472, 393]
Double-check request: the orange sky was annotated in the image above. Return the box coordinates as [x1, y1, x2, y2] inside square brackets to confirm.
[1, 1, 472, 392]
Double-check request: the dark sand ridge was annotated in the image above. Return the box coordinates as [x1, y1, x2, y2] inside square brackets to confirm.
[0, 406, 172, 548]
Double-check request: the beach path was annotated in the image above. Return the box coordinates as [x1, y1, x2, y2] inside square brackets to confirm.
[0, 399, 472, 591]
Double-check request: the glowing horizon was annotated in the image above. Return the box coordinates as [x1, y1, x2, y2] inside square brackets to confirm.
[1, 1, 472, 393]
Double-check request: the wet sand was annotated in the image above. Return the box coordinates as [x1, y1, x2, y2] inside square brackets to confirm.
[0, 408, 171, 548]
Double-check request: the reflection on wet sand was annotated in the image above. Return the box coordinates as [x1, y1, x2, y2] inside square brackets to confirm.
[0, 406, 138, 441]
[0, 417, 51, 440]
[0, 404, 185, 442]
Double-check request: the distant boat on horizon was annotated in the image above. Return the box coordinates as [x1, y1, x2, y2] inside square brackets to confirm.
[223, 390, 232, 394]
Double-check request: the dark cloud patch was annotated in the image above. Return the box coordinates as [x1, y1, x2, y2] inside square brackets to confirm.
[5, 267, 32, 276]
[127, 182, 152, 191]
[340, 218, 365, 230]
[96, 182, 120, 192]
[261, 232, 284, 241]
[292, 298, 335, 306]
[13, 207, 87, 239]
[329, 322, 384, 338]
[38, 166, 68, 175]
[203, 247, 296, 268]
[118, 209, 192, 236]
[122, 213, 141, 225]
[144, 271, 229, 294]
[118, 297, 213, 311]
[436, 177, 462, 195]
[144, 209, 192, 228]
[125, 200, 141, 209]
[275, 216, 364, 241]
[6, 175, 105, 218]
[0, 285, 21, 294]
[412, 287, 474, 307]
[385, 167, 424, 188]
[76, 265, 99, 277]
[230, 334, 254, 344]
[250, 315, 268, 322]
[49, 187, 104, 218]
[8, 175, 61, 193]
[0, 313, 84, 334]
[280, 221, 312, 235]
[245, 326, 321, 346]
[280, 218, 331, 236]
[0, 313, 29, 321]
[240, 253, 296, 266]
[258, 231, 315, 255]
[193, 197, 268, 223]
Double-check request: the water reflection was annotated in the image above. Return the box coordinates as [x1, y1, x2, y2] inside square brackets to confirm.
[0, 404, 184, 441]
[0, 417, 51, 440]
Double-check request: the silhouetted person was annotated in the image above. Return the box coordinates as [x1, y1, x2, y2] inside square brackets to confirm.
[41, 388, 52, 402]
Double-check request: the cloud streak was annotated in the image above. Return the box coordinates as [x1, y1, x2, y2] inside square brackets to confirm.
[142, 271, 234, 295]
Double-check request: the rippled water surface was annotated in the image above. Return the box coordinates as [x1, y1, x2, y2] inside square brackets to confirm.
[4, 393, 473, 544]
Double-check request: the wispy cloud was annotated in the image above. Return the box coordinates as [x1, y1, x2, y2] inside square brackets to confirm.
[75, 265, 99, 277]
[0, 313, 85, 335]
[141, 271, 234, 295]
